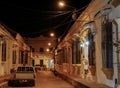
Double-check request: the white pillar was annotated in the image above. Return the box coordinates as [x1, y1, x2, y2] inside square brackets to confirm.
[114, 18, 120, 87]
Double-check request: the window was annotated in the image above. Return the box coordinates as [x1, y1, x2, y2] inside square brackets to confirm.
[17, 67, 34, 72]
[67, 47, 71, 63]
[76, 40, 80, 64]
[101, 20, 113, 68]
[39, 48, 44, 52]
[2, 40, 6, 61]
[21, 51, 24, 64]
[12, 50, 16, 64]
[32, 48, 35, 52]
[72, 41, 76, 64]
[19, 50, 21, 64]
[56, 49, 64, 65]
[88, 30, 95, 66]
[72, 40, 80, 64]
[40, 60, 43, 66]
[24, 52, 28, 64]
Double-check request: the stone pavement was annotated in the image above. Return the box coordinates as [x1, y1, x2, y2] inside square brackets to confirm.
[56, 72, 112, 88]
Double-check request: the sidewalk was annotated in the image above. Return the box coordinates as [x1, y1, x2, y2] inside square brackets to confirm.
[56, 72, 112, 88]
[0, 74, 13, 87]
[69, 76, 112, 88]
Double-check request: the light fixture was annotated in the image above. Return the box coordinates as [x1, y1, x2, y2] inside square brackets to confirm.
[80, 44, 84, 47]
[48, 42, 51, 46]
[85, 41, 89, 46]
[58, 1, 65, 8]
[50, 32, 55, 37]
[46, 48, 50, 52]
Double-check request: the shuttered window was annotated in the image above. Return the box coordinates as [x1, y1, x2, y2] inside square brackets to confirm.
[2, 40, 6, 61]
[101, 21, 113, 68]
[88, 30, 95, 66]
[56, 49, 64, 65]
[76, 40, 80, 64]
[72, 41, 76, 64]
[72, 40, 80, 64]
[12, 50, 16, 64]
[24, 52, 28, 64]
[21, 51, 24, 64]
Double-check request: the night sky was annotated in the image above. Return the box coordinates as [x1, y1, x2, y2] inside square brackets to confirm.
[0, 0, 91, 38]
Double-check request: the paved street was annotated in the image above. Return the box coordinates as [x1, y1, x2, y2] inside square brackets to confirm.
[35, 71, 75, 88]
[8, 71, 75, 88]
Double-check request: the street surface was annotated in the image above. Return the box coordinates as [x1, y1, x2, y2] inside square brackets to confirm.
[8, 71, 75, 88]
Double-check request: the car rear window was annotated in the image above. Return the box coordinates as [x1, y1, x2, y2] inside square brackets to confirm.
[17, 67, 34, 72]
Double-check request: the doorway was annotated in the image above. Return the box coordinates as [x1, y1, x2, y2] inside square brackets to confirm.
[32, 59, 35, 66]
[40, 60, 43, 66]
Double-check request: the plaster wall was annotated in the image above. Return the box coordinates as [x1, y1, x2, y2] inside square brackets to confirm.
[95, 18, 114, 87]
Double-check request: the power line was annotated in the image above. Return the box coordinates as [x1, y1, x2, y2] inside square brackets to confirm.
[22, 19, 74, 36]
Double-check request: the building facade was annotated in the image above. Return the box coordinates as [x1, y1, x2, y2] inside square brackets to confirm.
[24, 35, 57, 70]
[0, 24, 30, 77]
[55, 0, 120, 87]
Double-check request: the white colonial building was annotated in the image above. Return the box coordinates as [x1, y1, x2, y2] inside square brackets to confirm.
[0, 23, 30, 79]
[55, 0, 120, 87]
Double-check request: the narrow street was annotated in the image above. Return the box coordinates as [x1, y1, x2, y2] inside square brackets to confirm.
[0, 0, 119, 87]
[35, 71, 75, 88]
[8, 71, 75, 88]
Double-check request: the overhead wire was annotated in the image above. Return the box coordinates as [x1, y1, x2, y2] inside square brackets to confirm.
[0, 0, 90, 37]
[22, 19, 74, 36]
[21, 4, 89, 36]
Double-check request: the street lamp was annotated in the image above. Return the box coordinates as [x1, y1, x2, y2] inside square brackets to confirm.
[46, 48, 50, 52]
[48, 42, 51, 46]
[50, 32, 55, 37]
[58, 1, 65, 8]
[58, 0, 76, 9]
[58, 0, 77, 20]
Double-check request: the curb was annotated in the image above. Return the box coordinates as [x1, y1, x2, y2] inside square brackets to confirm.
[56, 72, 89, 88]
[55, 71, 111, 88]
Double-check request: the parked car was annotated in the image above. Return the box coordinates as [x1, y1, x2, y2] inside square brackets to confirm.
[8, 65, 36, 87]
